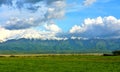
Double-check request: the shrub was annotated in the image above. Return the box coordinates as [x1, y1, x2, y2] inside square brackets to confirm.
[112, 50, 120, 56]
[103, 54, 113, 56]
[10, 55, 15, 57]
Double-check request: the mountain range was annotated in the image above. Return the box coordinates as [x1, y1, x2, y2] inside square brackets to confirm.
[0, 38, 120, 54]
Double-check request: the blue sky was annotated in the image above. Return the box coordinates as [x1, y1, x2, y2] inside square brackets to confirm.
[0, 0, 120, 42]
[56, 0, 120, 31]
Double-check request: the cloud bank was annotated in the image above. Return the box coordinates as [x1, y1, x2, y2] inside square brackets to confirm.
[1, 16, 120, 42]
[0, 0, 66, 30]
[0, 25, 63, 42]
[70, 16, 120, 38]
[0, 0, 66, 42]
[0, 1, 120, 42]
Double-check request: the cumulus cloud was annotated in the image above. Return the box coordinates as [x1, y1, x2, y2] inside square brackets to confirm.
[0, 27, 11, 42]
[70, 25, 83, 33]
[44, 23, 62, 33]
[0, 0, 65, 11]
[4, 17, 33, 29]
[0, 0, 66, 42]
[15, 0, 65, 11]
[3, 17, 46, 30]
[0, 26, 64, 42]
[0, 0, 66, 30]
[69, 16, 120, 38]
[46, 0, 65, 19]
[83, 0, 96, 6]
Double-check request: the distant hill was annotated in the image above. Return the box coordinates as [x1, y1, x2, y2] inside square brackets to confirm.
[0, 38, 120, 54]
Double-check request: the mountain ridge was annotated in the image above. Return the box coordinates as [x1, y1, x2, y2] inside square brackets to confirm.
[0, 38, 120, 54]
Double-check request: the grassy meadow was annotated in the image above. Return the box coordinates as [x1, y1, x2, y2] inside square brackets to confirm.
[0, 55, 120, 72]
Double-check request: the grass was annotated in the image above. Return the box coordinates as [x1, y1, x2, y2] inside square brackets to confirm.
[0, 55, 119, 72]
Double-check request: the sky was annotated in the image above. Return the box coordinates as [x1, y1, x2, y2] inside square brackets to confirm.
[0, 0, 120, 42]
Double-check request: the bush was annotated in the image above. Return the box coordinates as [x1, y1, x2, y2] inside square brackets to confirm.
[112, 50, 120, 56]
[103, 54, 113, 56]
[10, 55, 15, 57]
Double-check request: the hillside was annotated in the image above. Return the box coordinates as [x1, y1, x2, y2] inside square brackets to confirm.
[0, 38, 120, 54]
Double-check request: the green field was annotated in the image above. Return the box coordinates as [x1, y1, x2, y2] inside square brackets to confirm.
[0, 55, 120, 72]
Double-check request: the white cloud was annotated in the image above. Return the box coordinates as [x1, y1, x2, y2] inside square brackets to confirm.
[20, 29, 57, 40]
[4, 17, 42, 30]
[70, 25, 83, 33]
[0, 28, 52, 42]
[44, 23, 62, 33]
[83, 0, 96, 6]
[71, 36, 88, 40]
[46, 0, 66, 19]
[0, 0, 66, 30]
[0, 27, 10, 42]
[0, 24, 63, 42]
[69, 16, 120, 37]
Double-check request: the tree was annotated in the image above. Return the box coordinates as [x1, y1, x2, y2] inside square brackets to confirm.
[112, 50, 120, 56]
